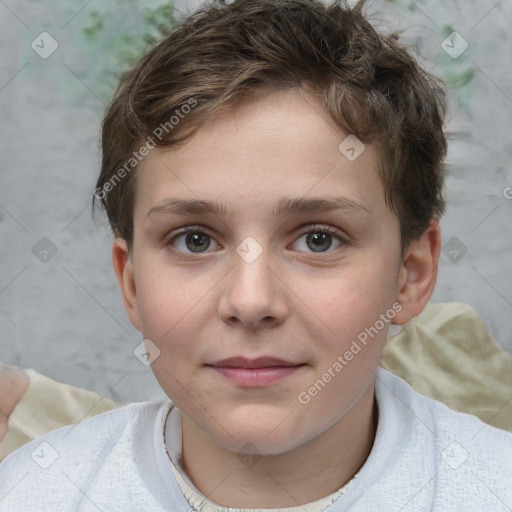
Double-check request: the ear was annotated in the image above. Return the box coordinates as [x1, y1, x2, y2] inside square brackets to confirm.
[112, 238, 142, 331]
[393, 220, 441, 325]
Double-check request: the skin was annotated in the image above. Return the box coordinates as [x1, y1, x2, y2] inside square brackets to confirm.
[0, 367, 29, 443]
[113, 88, 441, 508]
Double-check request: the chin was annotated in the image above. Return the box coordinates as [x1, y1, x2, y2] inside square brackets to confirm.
[210, 405, 311, 455]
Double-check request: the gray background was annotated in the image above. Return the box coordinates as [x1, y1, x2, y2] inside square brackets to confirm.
[1, 0, 511, 402]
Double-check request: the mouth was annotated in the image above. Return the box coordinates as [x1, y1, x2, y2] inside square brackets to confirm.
[206, 357, 306, 387]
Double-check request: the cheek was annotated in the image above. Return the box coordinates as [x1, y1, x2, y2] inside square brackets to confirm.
[135, 261, 205, 336]
[134, 262, 218, 355]
[137, 273, 211, 406]
[294, 267, 396, 424]
[303, 262, 398, 341]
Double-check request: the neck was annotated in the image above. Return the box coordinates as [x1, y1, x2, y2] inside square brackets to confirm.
[179, 384, 377, 508]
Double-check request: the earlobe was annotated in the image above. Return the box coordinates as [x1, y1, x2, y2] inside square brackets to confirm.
[112, 238, 142, 331]
[393, 220, 441, 325]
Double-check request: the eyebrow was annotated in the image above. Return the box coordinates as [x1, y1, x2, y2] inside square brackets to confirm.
[146, 196, 373, 220]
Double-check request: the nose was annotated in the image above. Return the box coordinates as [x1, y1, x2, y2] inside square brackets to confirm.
[217, 243, 289, 330]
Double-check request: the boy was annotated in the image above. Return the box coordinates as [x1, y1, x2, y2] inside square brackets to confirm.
[1, 0, 511, 510]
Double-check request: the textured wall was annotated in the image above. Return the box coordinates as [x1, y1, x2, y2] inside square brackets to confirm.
[0, 0, 511, 402]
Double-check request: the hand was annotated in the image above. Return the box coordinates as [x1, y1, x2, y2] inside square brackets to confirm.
[0, 366, 29, 443]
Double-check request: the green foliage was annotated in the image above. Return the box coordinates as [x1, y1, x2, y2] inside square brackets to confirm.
[79, 1, 178, 100]
[140, 2, 179, 49]
[82, 11, 104, 40]
[76, 0, 475, 110]
[379, 0, 475, 111]
[445, 68, 474, 90]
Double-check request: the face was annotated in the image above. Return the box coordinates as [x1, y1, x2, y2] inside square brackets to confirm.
[121, 89, 408, 455]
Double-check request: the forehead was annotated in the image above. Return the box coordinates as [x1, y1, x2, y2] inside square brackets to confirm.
[134, 88, 387, 220]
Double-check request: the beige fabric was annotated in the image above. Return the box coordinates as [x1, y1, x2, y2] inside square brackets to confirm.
[381, 302, 512, 432]
[1, 302, 511, 462]
[0, 370, 119, 461]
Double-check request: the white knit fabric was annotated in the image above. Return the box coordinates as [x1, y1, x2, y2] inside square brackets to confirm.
[0, 368, 511, 511]
[163, 404, 358, 512]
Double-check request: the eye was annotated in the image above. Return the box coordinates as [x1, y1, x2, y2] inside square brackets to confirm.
[167, 228, 221, 254]
[292, 224, 347, 253]
[166, 224, 347, 256]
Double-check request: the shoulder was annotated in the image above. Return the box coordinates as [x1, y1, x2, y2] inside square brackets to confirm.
[0, 400, 171, 509]
[365, 368, 512, 508]
[5, 399, 166, 455]
[376, 366, 512, 443]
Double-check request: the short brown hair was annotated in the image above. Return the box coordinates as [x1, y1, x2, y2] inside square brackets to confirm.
[95, 0, 447, 250]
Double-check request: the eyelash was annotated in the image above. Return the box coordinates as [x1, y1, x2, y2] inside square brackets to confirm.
[165, 224, 349, 256]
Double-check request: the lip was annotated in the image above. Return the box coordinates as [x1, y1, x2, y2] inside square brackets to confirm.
[209, 356, 300, 368]
[206, 357, 305, 387]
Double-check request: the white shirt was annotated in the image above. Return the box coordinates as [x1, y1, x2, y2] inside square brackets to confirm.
[0, 368, 511, 511]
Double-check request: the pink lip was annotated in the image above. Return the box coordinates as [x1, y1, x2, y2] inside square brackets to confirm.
[207, 357, 305, 387]
[210, 356, 300, 368]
